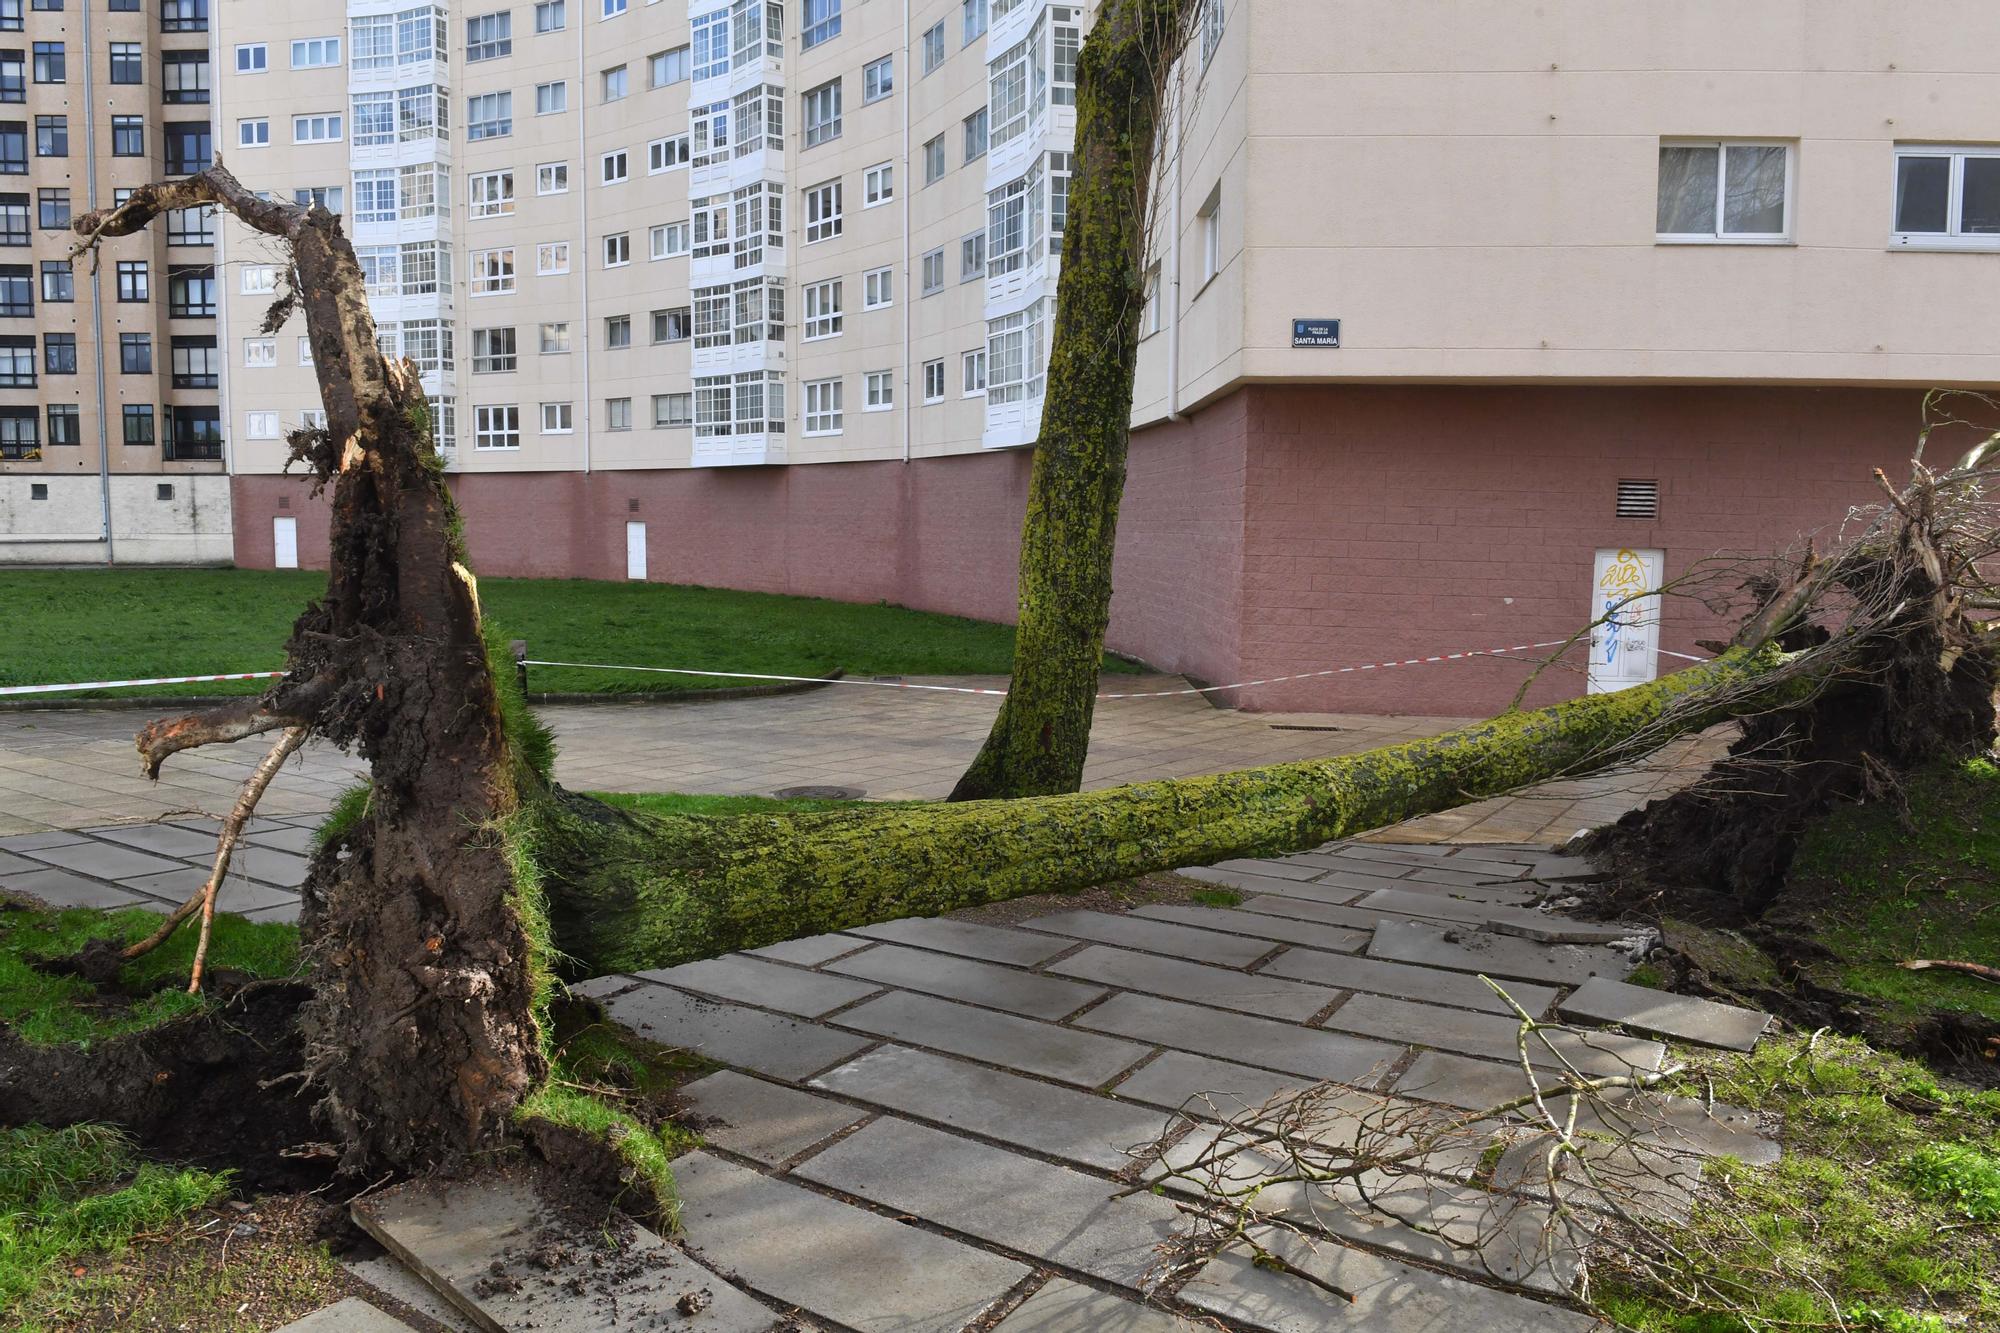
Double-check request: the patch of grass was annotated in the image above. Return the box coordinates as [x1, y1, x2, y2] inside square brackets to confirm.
[1190, 887, 1243, 908]
[1597, 1031, 2000, 1332]
[0, 568, 1142, 701]
[0, 1123, 230, 1323]
[1623, 962, 1667, 989]
[0, 905, 300, 1047]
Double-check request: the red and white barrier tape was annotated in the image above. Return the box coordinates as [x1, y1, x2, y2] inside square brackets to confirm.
[0, 670, 285, 698]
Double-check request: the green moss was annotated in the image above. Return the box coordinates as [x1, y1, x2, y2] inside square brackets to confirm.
[1190, 887, 1243, 908]
[592, 790, 882, 818]
[1623, 962, 1667, 989]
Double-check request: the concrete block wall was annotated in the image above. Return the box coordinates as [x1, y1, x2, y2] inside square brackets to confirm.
[0, 474, 233, 565]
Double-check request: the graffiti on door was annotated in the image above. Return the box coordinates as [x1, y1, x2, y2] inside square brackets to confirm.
[1597, 547, 1652, 666]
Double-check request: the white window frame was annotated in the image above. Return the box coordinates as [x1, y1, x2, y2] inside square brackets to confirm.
[924, 134, 946, 186]
[921, 20, 944, 74]
[537, 241, 571, 275]
[291, 36, 341, 69]
[242, 336, 276, 368]
[1198, 185, 1223, 285]
[863, 161, 894, 207]
[603, 232, 631, 267]
[802, 279, 842, 340]
[537, 161, 570, 195]
[1655, 140, 1794, 245]
[540, 321, 571, 353]
[245, 410, 280, 438]
[606, 397, 632, 431]
[862, 265, 892, 310]
[292, 113, 342, 144]
[864, 370, 894, 411]
[650, 220, 690, 259]
[238, 118, 271, 149]
[535, 0, 567, 32]
[471, 247, 517, 296]
[863, 54, 893, 103]
[235, 42, 268, 74]
[922, 358, 945, 403]
[602, 64, 628, 101]
[540, 401, 574, 434]
[648, 134, 689, 173]
[241, 264, 278, 295]
[469, 169, 514, 219]
[601, 149, 629, 185]
[802, 79, 841, 149]
[921, 247, 945, 295]
[298, 336, 315, 366]
[536, 80, 568, 115]
[804, 180, 842, 243]
[652, 392, 692, 428]
[1889, 145, 2000, 251]
[803, 378, 843, 435]
[962, 348, 986, 397]
[474, 404, 521, 450]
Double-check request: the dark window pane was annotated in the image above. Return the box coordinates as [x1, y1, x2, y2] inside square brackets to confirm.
[1894, 155, 1950, 234]
[1960, 157, 2000, 235]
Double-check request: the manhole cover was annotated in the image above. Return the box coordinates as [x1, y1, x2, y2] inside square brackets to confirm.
[773, 785, 866, 800]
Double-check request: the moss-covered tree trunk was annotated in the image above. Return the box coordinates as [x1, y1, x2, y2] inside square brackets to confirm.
[950, 0, 1197, 801]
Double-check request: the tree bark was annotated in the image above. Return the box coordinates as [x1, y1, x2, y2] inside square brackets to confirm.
[949, 0, 1196, 801]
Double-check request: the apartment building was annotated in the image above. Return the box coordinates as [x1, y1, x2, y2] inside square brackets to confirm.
[217, 2, 2000, 714]
[0, 0, 224, 563]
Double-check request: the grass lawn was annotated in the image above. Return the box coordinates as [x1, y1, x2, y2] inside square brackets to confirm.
[0, 567, 1141, 701]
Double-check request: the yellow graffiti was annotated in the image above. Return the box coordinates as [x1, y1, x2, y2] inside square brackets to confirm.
[1598, 548, 1650, 600]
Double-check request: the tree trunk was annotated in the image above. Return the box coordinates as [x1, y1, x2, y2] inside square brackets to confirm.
[949, 0, 1196, 801]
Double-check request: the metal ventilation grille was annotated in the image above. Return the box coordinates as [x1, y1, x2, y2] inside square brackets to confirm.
[1616, 479, 1660, 519]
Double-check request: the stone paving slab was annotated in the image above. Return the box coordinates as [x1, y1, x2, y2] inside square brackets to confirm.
[117, 867, 299, 913]
[1076, 993, 1404, 1088]
[1176, 864, 1375, 902]
[993, 1279, 1206, 1331]
[1258, 948, 1560, 1017]
[827, 942, 1105, 1020]
[745, 931, 872, 967]
[1351, 888, 1632, 942]
[679, 1070, 870, 1166]
[245, 824, 320, 855]
[343, 1254, 481, 1332]
[833, 989, 1151, 1087]
[1109, 1051, 1315, 1119]
[1493, 1133, 1701, 1225]
[86, 822, 222, 859]
[813, 1045, 1169, 1171]
[0, 866, 149, 909]
[1559, 976, 1772, 1051]
[17, 839, 185, 881]
[1320, 993, 1666, 1077]
[0, 848, 40, 874]
[1206, 857, 1324, 882]
[639, 955, 883, 1019]
[275, 1297, 415, 1332]
[1048, 945, 1337, 1023]
[674, 1151, 1028, 1333]
[1231, 894, 1413, 932]
[843, 916, 1075, 966]
[795, 1117, 1188, 1289]
[219, 845, 312, 887]
[1017, 911, 1275, 968]
[599, 984, 874, 1081]
[1130, 903, 1369, 954]
[0, 831, 88, 852]
[1368, 918, 1636, 986]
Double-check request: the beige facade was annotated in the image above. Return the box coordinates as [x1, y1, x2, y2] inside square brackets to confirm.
[0, 0, 225, 563]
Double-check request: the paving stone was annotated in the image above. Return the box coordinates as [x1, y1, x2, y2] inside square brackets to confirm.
[1257, 949, 1559, 1017]
[1368, 918, 1634, 986]
[1492, 1133, 1701, 1224]
[1525, 853, 1605, 882]
[845, 916, 1074, 966]
[1049, 946, 1338, 1022]
[1232, 894, 1409, 932]
[18, 840, 184, 881]
[993, 1279, 1206, 1331]
[222, 845, 313, 887]
[601, 984, 873, 1080]
[87, 822, 221, 859]
[0, 831, 88, 852]
[1204, 856, 1325, 881]
[794, 1117, 1188, 1288]
[1351, 888, 1632, 942]
[342, 1255, 480, 1332]
[675, 1151, 1027, 1333]
[638, 954, 882, 1019]
[813, 1045, 1169, 1170]
[1018, 911, 1274, 967]
[1559, 976, 1772, 1051]
[1183, 1226, 1601, 1332]
[1399, 864, 1528, 890]
[353, 1170, 776, 1333]
[244, 824, 320, 855]
[1130, 904, 1368, 954]
[680, 1069, 868, 1165]
[832, 990, 1150, 1087]
[1109, 1051, 1315, 1119]
[1393, 1049, 1549, 1111]
[1179, 864, 1387, 902]
[1321, 993, 1665, 1077]
[1076, 993, 1403, 1087]
[0, 866, 149, 909]
[244, 899, 302, 924]
[116, 867, 299, 913]
[0, 849, 39, 875]
[275, 1297, 416, 1332]
[745, 931, 872, 966]
[827, 942, 1104, 1020]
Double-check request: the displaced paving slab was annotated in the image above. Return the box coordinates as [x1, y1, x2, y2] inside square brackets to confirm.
[1368, 918, 1634, 986]
[1257, 949, 1559, 1017]
[343, 1254, 480, 1332]
[1018, 911, 1274, 968]
[637, 954, 882, 1019]
[1076, 993, 1403, 1088]
[353, 1170, 777, 1333]
[275, 1297, 416, 1332]
[1048, 945, 1338, 1022]
[813, 1045, 1169, 1170]
[1130, 903, 1369, 954]
[992, 1279, 1207, 1331]
[1351, 889, 1632, 942]
[827, 942, 1105, 1020]
[1559, 976, 1772, 1051]
[1320, 993, 1665, 1077]
[599, 984, 873, 1081]
[679, 1070, 869, 1166]
[674, 1151, 1027, 1333]
[844, 916, 1075, 966]
[795, 1118, 1189, 1289]
[833, 990, 1151, 1087]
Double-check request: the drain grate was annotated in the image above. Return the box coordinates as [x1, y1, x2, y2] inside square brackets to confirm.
[773, 785, 867, 800]
[1269, 724, 1344, 733]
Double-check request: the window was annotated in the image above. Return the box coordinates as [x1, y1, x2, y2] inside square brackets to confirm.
[989, 27, 1033, 148]
[352, 170, 395, 224]
[0, 191, 19, 242]
[692, 9, 728, 79]
[0, 334, 30, 384]
[535, 0, 564, 31]
[472, 327, 517, 372]
[293, 113, 342, 144]
[467, 92, 512, 141]
[238, 118, 271, 149]
[864, 161, 893, 207]
[960, 231, 985, 281]
[162, 0, 208, 31]
[923, 359, 946, 403]
[243, 336, 276, 367]
[234, 42, 265, 73]
[1141, 262, 1161, 336]
[116, 260, 148, 302]
[604, 313, 630, 348]
[865, 371, 893, 411]
[650, 45, 688, 87]
[602, 64, 627, 101]
[1656, 141, 1791, 241]
[963, 0, 986, 43]
[536, 240, 569, 274]
[650, 305, 689, 342]
[652, 393, 691, 428]
[0, 261, 24, 313]
[606, 397, 631, 431]
[42, 332, 73, 374]
[167, 206, 213, 245]
[863, 265, 892, 310]
[474, 404, 520, 450]
[162, 51, 209, 103]
[38, 260, 67, 300]
[802, 279, 841, 339]
[169, 407, 223, 460]
[650, 221, 690, 258]
[164, 122, 209, 174]
[801, 0, 839, 48]
[985, 300, 1045, 404]
[32, 40, 63, 82]
[46, 403, 77, 445]
[539, 322, 570, 353]
[803, 378, 842, 434]
[601, 149, 629, 185]
[292, 36, 341, 68]
[0, 51, 16, 102]
[109, 42, 142, 83]
[36, 189, 64, 229]
[864, 55, 893, 103]
[167, 264, 214, 315]
[964, 108, 988, 162]
[353, 91, 394, 146]
[471, 247, 516, 295]
[466, 11, 511, 61]
[536, 81, 567, 115]
[921, 21, 944, 74]
[170, 335, 218, 387]
[603, 232, 630, 266]
[540, 402, 573, 434]
[537, 161, 569, 194]
[241, 264, 277, 295]
[111, 116, 143, 157]
[1200, 0, 1223, 65]
[804, 180, 841, 242]
[1198, 184, 1222, 283]
[649, 134, 689, 173]
[467, 170, 513, 219]
[924, 135, 946, 186]
[602, 0, 626, 17]
[243, 410, 279, 439]
[1891, 146, 2000, 249]
[298, 336, 314, 365]
[0, 406, 34, 456]
[123, 405, 154, 446]
[31, 114, 60, 157]
[921, 247, 944, 295]
[802, 79, 840, 148]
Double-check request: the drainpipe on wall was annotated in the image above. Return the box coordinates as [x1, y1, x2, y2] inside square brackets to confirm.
[1164, 74, 1184, 423]
[81, 0, 114, 560]
[900, 0, 913, 463]
[575, 12, 592, 474]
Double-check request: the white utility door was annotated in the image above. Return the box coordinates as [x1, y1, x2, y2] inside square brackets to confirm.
[1587, 547, 1663, 694]
[625, 521, 648, 581]
[272, 516, 299, 570]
